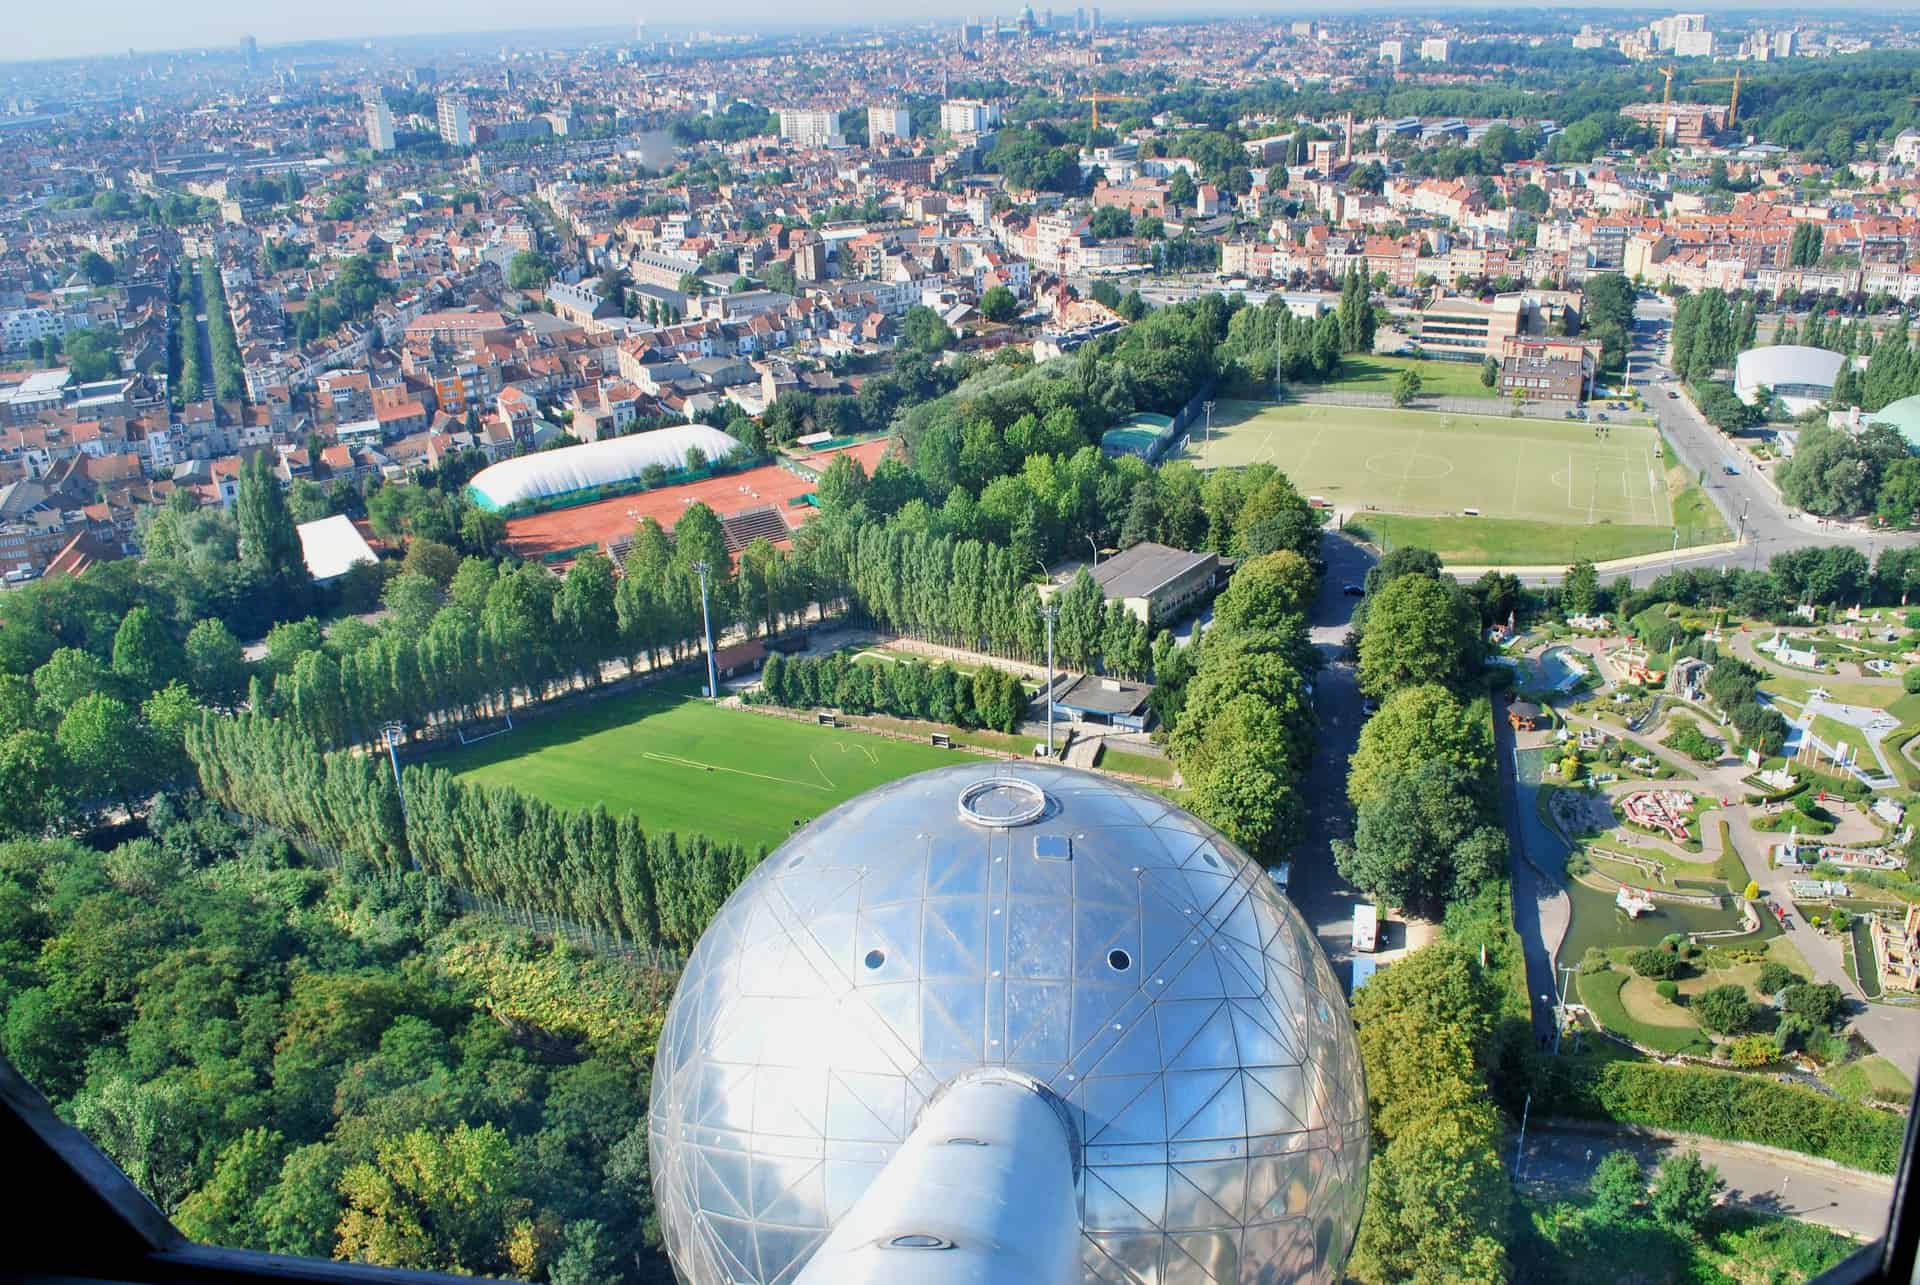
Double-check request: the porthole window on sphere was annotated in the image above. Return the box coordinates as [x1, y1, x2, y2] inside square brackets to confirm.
[1108, 948, 1132, 971]
[864, 949, 885, 969]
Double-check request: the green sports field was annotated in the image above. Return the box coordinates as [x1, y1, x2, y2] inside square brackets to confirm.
[1185, 400, 1672, 528]
[435, 683, 960, 852]
[1318, 355, 1500, 400]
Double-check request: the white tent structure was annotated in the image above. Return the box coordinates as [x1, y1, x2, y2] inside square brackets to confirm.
[466, 424, 746, 511]
[295, 514, 378, 583]
[1734, 345, 1846, 415]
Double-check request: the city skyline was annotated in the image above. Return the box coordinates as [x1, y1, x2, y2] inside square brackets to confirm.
[10, 0, 1850, 64]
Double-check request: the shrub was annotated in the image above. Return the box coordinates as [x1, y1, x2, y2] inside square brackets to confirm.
[1662, 715, 1722, 763]
[1780, 981, 1845, 1028]
[1628, 946, 1682, 979]
[1757, 961, 1796, 994]
[1810, 1031, 1851, 1064]
[1726, 1035, 1778, 1068]
[1774, 1013, 1816, 1053]
[1545, 1061, 1903, 1173]
[1695, 983, 1755, 1034]
[1906, 666, 1920, 695]
[1742, 879, 1761, 901]
[1655, 980, 1680, 1001]
[1580, 947, 1611, 975]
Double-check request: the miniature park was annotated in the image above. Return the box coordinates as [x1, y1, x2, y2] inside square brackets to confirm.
[1505, 600, 1920, 1107]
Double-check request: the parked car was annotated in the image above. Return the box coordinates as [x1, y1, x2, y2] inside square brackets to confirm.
[1668, 390, 1680, 399]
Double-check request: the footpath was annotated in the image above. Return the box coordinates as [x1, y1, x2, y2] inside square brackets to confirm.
[1518, 1121, 1893, 1239]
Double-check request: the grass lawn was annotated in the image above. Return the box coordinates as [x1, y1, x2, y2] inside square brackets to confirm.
[1096, 746, 1178, 782]
[1766, 934, 1815, 979]
[1674, 960, 1766, 1001]
[847, 712, 1030, 757]
[1671, 485, 1731, 541]
[1758, 670, 1907, 710]
[435, 684, 962, 851]
[1319, 354, 1499, 400]
[1187, 401, 1671, 526]
[1829, 1055, 1913, 1106]
[1808, 713, 1875, 764]
[1577, 966, 1714, 1056]
[1346, 513, 1690, 565]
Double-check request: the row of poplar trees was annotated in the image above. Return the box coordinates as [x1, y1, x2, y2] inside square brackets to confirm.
[186, 711, 751, 953]
[827, 522, 1155, 678]
[268, 506, 820, 753]
[754, 653, 1028, 733]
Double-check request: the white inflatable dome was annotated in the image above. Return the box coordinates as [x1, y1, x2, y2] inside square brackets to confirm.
[465, 423, 744, 510]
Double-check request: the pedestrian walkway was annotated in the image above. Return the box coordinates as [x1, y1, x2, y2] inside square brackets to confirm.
[1518, 1125, 1892, 1239]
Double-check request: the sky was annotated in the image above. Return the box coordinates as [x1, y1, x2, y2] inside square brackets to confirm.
[15, 1, 1877, 64]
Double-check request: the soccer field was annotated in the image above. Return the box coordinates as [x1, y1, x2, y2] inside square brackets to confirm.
[436, 683, 959, 852]
[1186, 400, 1673, 527]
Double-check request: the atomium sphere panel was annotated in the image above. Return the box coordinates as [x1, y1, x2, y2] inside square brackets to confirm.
[648, 763, 1369, 1285]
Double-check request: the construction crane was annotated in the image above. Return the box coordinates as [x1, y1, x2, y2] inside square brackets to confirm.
[1695, 68, 1744, 129]
[1079, 92, 1142, 133]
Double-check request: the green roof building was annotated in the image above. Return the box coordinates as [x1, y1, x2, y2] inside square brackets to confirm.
[1868, 395, 1920, 452]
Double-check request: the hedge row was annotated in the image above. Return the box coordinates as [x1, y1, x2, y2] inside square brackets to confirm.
[1545, 1059, 1903, 1174]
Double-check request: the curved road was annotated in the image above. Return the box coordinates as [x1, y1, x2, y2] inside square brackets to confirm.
[1457, 295, 1917, 589]
[1518, 1125, 1893, 1240]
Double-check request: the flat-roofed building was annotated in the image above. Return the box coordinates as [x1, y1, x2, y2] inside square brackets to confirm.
[1499, 351, 1588, 402]
[1415, 293, 1525, 361]
[867, 104, 911, 143]
[295, 514, 378, 583]
[777, 108, 842, 148]
[364, 97, 395, 152]
[1049, 673, 1155, 731]
[436, 95, 472, 147]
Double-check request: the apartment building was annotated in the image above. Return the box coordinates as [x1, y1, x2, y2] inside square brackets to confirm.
[777, 108, 841, 148]
[437, 95, 473, 148]
[867, 104, 912, 143]
[939, 98, 1002, 135]
[364, 97, 395, 152]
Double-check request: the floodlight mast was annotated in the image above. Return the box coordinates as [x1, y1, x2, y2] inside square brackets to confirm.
[693, 559, 718, 700]
[792, 1071, 1081, 1285]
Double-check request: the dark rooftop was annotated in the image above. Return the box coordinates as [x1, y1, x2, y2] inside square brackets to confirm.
[1086, 542, 1214, 601]
[1054, 673, 1153, 717]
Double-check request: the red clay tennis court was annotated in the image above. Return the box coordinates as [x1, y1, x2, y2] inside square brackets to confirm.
[503, 438, 892, 562]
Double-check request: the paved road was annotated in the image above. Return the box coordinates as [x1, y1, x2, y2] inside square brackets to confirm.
[1517, 1126, 1894, 1240]
[1287, 531, 1375, 987]
[1592, 299, 1913, 583]
[1494, 712, 1573, 1045]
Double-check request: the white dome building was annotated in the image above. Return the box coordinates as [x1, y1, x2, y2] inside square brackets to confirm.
[648, 764, 1370, 1285]
[464, 423, 745, 512]
[1733, 345, 1847, 416]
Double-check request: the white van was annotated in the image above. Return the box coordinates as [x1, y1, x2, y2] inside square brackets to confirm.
[1352, 903, 1379, 953]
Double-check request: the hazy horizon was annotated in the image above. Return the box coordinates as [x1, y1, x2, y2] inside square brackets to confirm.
[10, 0, 1882, 66]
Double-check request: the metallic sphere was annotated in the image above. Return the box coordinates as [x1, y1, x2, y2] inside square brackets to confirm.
[648, 763, 1369, 1284]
